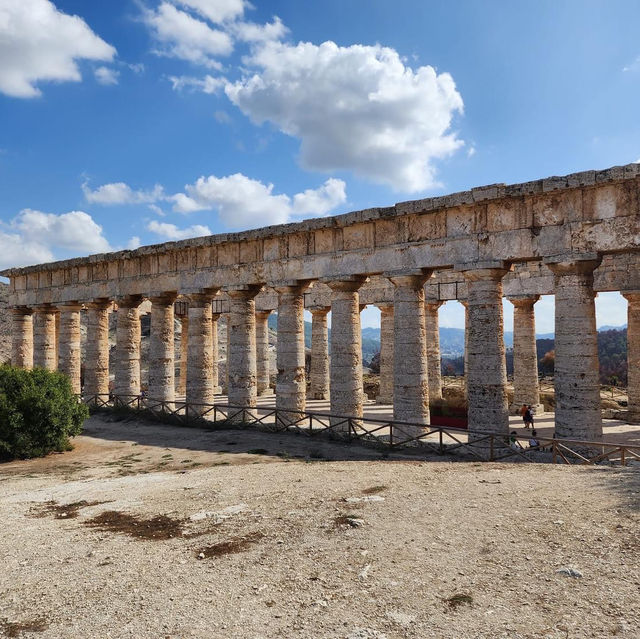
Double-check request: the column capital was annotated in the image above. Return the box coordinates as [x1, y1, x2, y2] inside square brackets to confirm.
[188, 290, 219, 307]
[425, 300, 445, 310]
[385, 269, 433, 289]
[86, 298, 113, 311]
[308, 305, 330, 316]
[255, 309, 272, 319]
[149, 292, 179, 305]
[622, 290, 640, 305]
[269, 279, 312, 294]
[11, 305, 33, 315]
[507, 294, 540, 308]
[321, 275, 368, 292]
[226, 284, 263, 299]
[57, 302, 83, 312]
[544, 254, 601, 277]
[115, 295, 143, 309]
[33, 303, 56, 313]
[459, 265, 510, 283]
[375, 302, 393, 312]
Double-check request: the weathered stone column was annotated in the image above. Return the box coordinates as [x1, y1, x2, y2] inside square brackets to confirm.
[425, 300, 443, 402]
[623, 292, 640, 424]
[275, 283, 309, 419]
[547, 257, 603, 440]
[227, 286, 262, 421]
[187, 292, 218, 413]
[388, 272, 431, 432]
[508, 295, 543, 413]
[115, 296, 142, 398]
[255, 310, 273, 396]
[149, 294, 177, 404]
[54, 311, 60, 369]
[225, 314, 231, 393]
[33, 306, 57, 370]
[211, 313, 221, 394]
[84, 300, 111, 400]
[461, 265, 510, 439]
[462, 301, 469, 393]
[11, 307, 33, 369]
[58, 303, 82, 394]
[309, 306, 330, 400]
[177, 315, 189, 397]
[375, 303, 394, 404]
[324, 276, 367, 428]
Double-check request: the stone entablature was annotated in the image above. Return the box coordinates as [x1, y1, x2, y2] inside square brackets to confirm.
[3, 163, 640, 307]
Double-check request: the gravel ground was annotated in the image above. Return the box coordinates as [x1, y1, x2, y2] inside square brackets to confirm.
[1, 415, 639, 639]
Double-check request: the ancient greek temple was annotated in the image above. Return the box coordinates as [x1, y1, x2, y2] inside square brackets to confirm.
[3, 163, 640, 442]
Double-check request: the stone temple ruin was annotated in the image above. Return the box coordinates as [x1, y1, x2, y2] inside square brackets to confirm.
[3, 163, 640, 443]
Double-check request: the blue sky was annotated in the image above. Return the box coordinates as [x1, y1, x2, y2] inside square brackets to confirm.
[1, 0, 638, 331]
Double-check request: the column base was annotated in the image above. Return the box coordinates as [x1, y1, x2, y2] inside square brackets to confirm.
[258, 388, 274, 396]
[377, 395, 393, 405]
[311, 391, 329, 400]
[212, 386, 222, 395]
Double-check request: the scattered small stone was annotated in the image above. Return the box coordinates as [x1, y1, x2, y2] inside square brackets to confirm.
[556, 567, 583, 578]
[553, 520, 565, 525]
[197, 552, 205, 560]
[358, 564, 371, 580]
[344, 496, 385, 503]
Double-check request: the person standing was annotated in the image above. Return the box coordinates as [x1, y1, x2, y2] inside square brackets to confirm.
[524, 405, 534, 429]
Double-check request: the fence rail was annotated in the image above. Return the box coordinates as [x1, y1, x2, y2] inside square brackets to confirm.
[83, 394, 640, 467]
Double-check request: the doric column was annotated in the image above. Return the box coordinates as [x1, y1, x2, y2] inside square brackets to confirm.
[274, 283, 309, 418]
[178, 315, 189, 397]
[460, 266, 510, 438]
[225, 314, 231, 393]
[461, 300, 469, 392]
[33, 305, 57, 370]
[227, 286, 262, 420]
[508, 295, 543, 413]
[84, 300, 111, 400]
[255, 310, 273, 396]
[58, 303, 82, 394]
[149, 293, 177, 404]
[54, 311, 60, 369]
[11, 307, 33, 369]
[425, 300, 444, 402]
[388, 271, 432, 431]
[623, 292, 640, 424]
[114, 296, 142, 398]
[375, 303, 394, 404]
[211, 312, 221, 394]
[324, 276, 367, 426]
[309, 306, 330, 400]
[547, 257, 602, 440]
[187, 291, 219, 412]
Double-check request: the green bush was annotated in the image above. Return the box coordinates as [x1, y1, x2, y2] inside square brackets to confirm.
[0, 366, 88, 460]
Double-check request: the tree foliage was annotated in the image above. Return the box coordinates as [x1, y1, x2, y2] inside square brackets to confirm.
[0, 366, 88, 460]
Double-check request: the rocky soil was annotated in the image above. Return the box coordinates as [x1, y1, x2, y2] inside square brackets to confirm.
[0, 415, 638, 639]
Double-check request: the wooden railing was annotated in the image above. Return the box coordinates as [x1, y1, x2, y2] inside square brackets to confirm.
[84, 394, 640, 467]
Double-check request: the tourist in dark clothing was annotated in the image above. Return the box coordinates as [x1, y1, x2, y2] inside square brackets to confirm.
[524, 405, 534, 429]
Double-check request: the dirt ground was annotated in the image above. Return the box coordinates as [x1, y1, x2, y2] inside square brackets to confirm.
[1, 415, 639, 639]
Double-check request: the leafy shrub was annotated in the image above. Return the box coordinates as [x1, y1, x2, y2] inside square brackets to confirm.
[0, 366, 88, 460]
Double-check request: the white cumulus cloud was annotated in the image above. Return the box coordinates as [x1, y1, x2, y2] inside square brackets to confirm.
[292, 178, 346, 215]
[174, 0, 248, 24]
[83, 181, 165, 205]
[14, 209, 111, 254]
[172, 173, 346, 227]
[147, 220, 211, 240]
[94, 66, 119, 85]
[225, 40, 464, 192]
[168, 74, 224, 93]
[0, 0, 116, 98]
[143, 2, 233, 67]
[0, 209, 112, 268]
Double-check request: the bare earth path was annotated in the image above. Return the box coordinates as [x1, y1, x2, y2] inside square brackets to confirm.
[1, 415, 639, 639]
